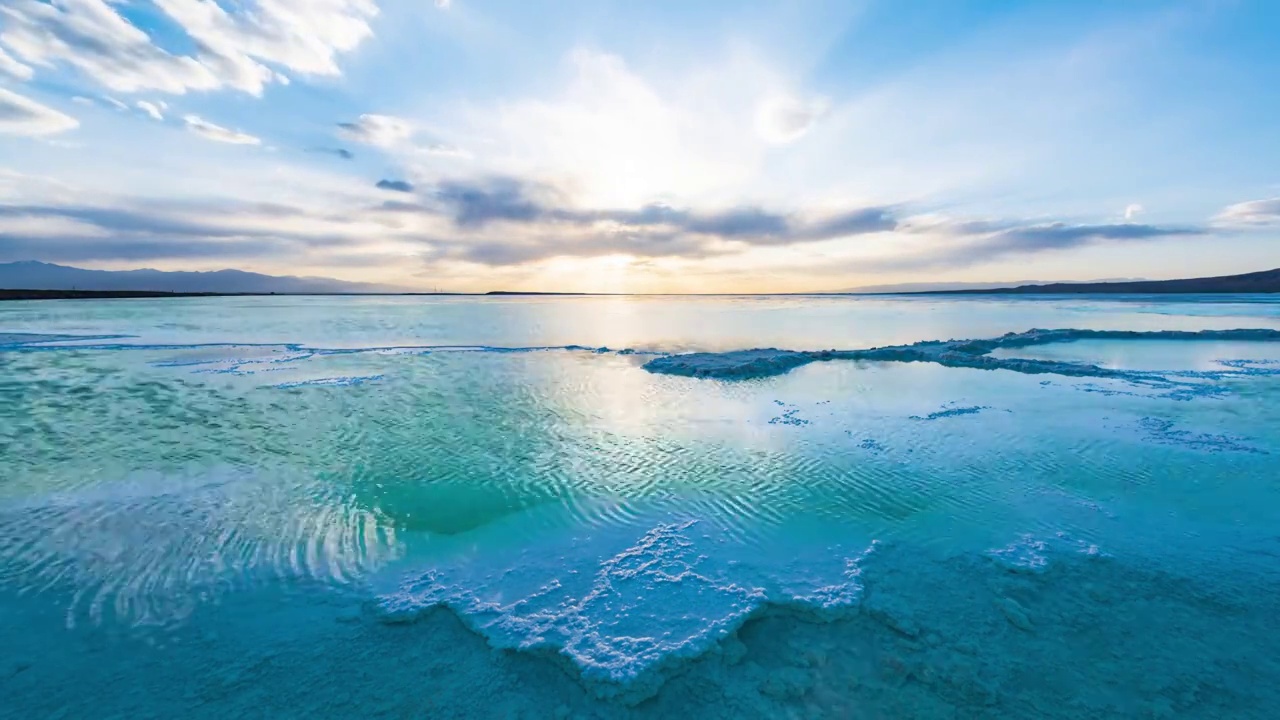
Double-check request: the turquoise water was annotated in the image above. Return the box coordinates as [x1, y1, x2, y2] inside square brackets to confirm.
[3, 294, 1280, 718]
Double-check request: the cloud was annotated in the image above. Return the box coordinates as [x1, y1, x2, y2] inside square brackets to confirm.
[310, 147, 355, 160]
[0, 212, 110, 239]
[425, 176, 898, 246]
[103, 96, 129, 111]
[422, 143, 470, 158]
[426, 229, 716, 267]
[755, 95, 830, 144]
[0, 189, 723, 270]
[1124, 203, 1143, 220]
[427, 47, 862, 210]
[0, 45, 33, 80]
[367, 176, 903, 267]
[338, 114, 413, 147]
[1215, 197, 1280, 226]
[797, 207, 898, 241]
[0, 197, 387, 266]
[376, 179, 415, 193]
[0, 0, 375, 96]
[0, 165, 1215, 278]
[152, 0, 376, 84]
[679, 207, 792, 238]
[0, 202, 291, 240]
[0, 0, 225, 94]
[157, 169, 882, 270]
[183, 115, 260, 145]
[985, 222, 1201, 249]
[136, 100, 165, 121]
[435, 0, 453, 8]
[434, 177, 549, 227]
[0, 87, 79, 136]
[0, 233, 292, 264]
[879, 220, 1204, 271]
[446, 48, 759, 209]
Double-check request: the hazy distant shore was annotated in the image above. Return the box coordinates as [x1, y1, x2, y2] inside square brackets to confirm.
[919, 268, 1280, 295]
[0, 289, 227, 301]
[0, 290, 462, 301]
[0, 263, 1274, 299]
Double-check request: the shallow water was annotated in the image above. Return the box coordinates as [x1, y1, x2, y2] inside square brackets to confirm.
[2, 294, 1280, 718]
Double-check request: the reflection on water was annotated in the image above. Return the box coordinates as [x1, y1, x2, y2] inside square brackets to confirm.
[2, 295, 1280, 717]
[4, 292, 1280, 351]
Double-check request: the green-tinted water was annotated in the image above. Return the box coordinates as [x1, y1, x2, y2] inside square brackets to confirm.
[3, 294, 1280, 717]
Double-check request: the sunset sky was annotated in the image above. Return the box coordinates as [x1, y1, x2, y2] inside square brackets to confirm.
[1, 0, 1277, 292]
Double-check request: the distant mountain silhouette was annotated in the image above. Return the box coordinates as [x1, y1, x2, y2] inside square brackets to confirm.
[846, 278, 1147, 293]
[0, 261, 409, 294]
[933, 268, 1280, 294]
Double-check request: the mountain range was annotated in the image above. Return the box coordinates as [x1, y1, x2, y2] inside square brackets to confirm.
[2, 261, 1277, 296]
[845, 278, 1148, 293]
[933, 268, 1280, 294]
[0, 261, 408, 294]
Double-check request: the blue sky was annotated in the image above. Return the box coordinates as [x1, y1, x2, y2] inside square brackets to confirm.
[0, 0, 1277, 292]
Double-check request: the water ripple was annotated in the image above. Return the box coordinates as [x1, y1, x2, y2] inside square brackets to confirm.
[0, 469, 400, 629]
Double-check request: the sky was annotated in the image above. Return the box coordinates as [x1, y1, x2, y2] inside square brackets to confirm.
[0, 0, 1277, 293]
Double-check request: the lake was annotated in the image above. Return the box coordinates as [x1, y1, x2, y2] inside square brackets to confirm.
[3, 294, 1280, 718]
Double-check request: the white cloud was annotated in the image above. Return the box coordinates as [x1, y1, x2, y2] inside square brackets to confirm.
[0, 0, 376, 96]
[103, 96, 130, 111]
[0, 45, 33, 80]
[0, 169, 83, 207]
[337, 113, 414, 147]
[0, 87, 79, 136]
[151, 0, 377, 90]
[422, 143, 470, 158]
[435, 0, 453, 8]
[71, 96, 95, 106]
[436, 48, 803, 208]
[0, 0, 225, 94]
[755, 95, 830, 144]
[0, 213, 109, 238]
[137, 100, 165, 121]
[1215, 197, 1280, 226]
[1124, 203, 1143, 220]
[183, 114, 260, 145]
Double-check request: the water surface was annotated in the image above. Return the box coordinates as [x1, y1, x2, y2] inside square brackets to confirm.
[3, 294, 1280, 718]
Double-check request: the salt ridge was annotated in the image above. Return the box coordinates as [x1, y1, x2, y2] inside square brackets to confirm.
[9, 328, 1280, 389]
[641, 328, 1280, 380]
[376, 511, 879, 701]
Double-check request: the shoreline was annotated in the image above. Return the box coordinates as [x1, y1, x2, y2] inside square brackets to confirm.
[2, 288, 1279, 302]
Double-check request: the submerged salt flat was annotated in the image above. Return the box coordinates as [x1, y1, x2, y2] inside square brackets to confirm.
[3, 294, 1280, 717]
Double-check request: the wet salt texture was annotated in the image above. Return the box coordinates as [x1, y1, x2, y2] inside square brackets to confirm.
[2, 294, 1280, 718]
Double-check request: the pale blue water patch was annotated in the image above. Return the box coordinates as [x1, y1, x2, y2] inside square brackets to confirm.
[3, 293, 1280, 350]
[989, 337, 1280, 372]
[2, 295, 1280, 717]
